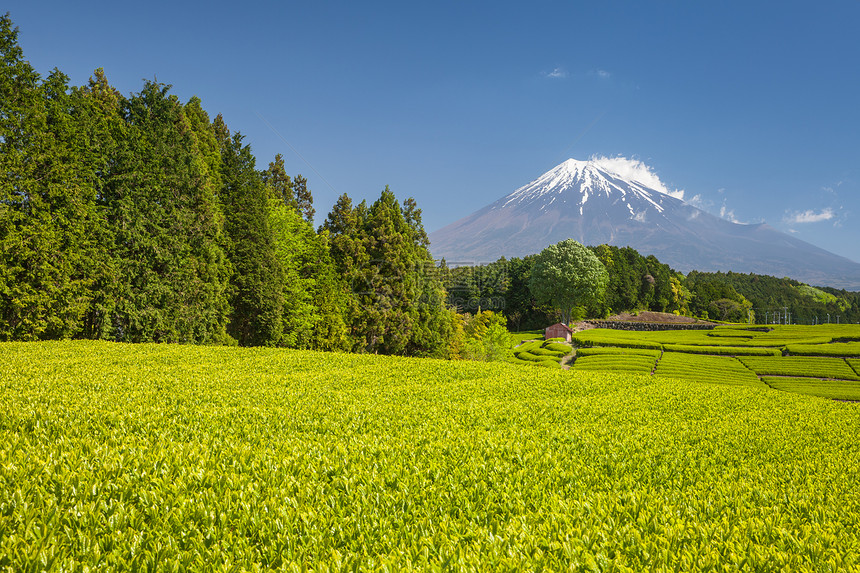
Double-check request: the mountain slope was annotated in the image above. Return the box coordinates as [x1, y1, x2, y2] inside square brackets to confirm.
[429, 159, 860, 290]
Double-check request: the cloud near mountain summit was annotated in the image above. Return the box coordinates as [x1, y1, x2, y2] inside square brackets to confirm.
[588, 156, 685, 201]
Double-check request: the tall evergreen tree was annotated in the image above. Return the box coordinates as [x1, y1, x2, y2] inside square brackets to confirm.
[322, 193, 368, 278]
[322, 193, 370, 351]
[360, 187, 414, 353]
[293, 174, 314, 223]
[103, 81, 231, 343]
[184, 96, 223, 196]
[400, 196, 451, 356]
[0, 15, 53, 339]
[402, 196, 429, 250]
[261, 153, 294, 207]
[71, 70, 126, 339]
[0, 17, 114, 340]
[323, 188, 451, 356]
[214, 115, 284, 346]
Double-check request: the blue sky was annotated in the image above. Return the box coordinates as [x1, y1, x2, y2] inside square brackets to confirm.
[8, 1, 860, 263]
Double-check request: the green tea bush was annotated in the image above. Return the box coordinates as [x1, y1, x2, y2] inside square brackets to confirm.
[663, 344, 782, 356]
[2, 341, 860, 570]
[768, 325, 860, 340]
[572, 355, 656, 374]
[515, 351, 555, 363]
[745, 336, 833, 347]
[575, 347, 661, 359]
[655, 353, 761, 385]
[785, 342, 860, 357]
[706, 329, 757, 339]
[740, 356, 860, 380]
[530, 348, 567, 358]
[762, 377, 860, 401]
[511, 331, 544, 346]
[514, 340, 543, 354]
[567, 325, 860, 400]
[543, 342, 573, 353]
[573, 330, 662, 350]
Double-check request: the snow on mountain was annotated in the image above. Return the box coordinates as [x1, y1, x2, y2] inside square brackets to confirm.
[429, 158, 860, 290]
[500, 158, 670, 215]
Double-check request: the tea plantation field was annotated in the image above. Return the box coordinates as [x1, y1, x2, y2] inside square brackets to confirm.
[569, 324, 860, 400]
[2, 341, 860, 570]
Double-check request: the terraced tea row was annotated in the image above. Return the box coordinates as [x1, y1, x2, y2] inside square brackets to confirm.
[567, 324, 860, 399]
[571, 354, 657, 374]
[662, 344, 781, 356]
[786, 342, 860, 357]
[761, 377, 860, 401]
[574, 324, 860, 351]
[511, 339, 570, 368]
[654, 353, 762, 386]
[739, 356, 860, 381]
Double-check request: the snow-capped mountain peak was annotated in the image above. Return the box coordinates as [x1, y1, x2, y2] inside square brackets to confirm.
[501, 157, 669, 215]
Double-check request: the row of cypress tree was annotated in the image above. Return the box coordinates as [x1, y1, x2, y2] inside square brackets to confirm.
[0, 15, 452, 356]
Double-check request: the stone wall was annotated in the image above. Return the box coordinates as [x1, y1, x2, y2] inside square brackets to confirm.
[582, 321, 717, 332]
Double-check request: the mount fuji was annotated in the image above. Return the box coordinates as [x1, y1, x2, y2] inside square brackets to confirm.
[429, 158, 860, 290]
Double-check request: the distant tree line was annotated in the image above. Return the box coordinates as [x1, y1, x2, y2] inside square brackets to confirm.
[441, 244, 691, 328]
[443, 247, 860, 328]
[686, 271, 860, 325]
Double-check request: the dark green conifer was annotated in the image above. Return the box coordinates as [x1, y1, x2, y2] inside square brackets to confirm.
[103, 82, 231, 343]
[293, 174, 314, 223]
[262, 153, 294, 207]
[214, 114, 284, 346]
[0, 17, 115, 340]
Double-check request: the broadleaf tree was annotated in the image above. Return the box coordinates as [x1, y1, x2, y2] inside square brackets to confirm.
[529, 239, 608, 324]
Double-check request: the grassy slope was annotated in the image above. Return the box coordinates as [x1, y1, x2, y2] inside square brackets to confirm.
[2, 341, 860, 570]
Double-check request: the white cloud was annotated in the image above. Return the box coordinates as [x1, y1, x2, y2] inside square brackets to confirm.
[589, 155, 685, 200]
[719, 205, 741, 223]
[686, 192, 747, 224]
[687, 194, 705, 208]
[784, 208, 835, 224]
[544, 67, 568, 79]
[587, 69, 611, 79]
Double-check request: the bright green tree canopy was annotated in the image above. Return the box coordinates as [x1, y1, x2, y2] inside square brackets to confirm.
[529, 239, 608, 324]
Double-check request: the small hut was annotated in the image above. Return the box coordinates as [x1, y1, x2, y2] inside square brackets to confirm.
[545, 323, 573, 343]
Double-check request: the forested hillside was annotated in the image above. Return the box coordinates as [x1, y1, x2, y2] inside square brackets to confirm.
[687, 271, 860, 325]
[0, 15, 452, 355]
